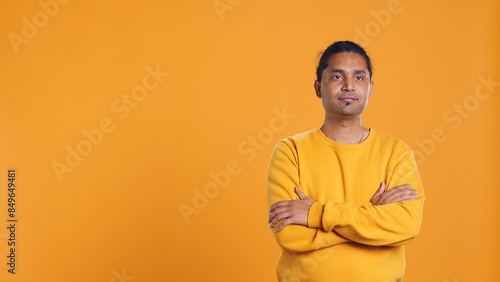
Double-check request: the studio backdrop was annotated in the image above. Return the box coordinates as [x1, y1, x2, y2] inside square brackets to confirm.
[0, 0, 499, 281]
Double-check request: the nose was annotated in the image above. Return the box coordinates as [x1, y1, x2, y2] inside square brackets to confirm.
[341, 77, 354, 92]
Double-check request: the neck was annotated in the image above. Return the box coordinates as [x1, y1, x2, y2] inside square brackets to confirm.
[320, 115, 366, 144]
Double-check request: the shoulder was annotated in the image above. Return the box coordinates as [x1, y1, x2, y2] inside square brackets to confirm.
[372, 129, 413, 154]
[276, 128, 319, 147]
[270, 128, 320, 157]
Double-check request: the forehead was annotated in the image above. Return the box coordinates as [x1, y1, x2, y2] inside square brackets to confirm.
[325, 52, 368, 73]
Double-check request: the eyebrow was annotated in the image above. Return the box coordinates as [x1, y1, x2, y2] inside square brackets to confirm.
[329, 68, 367, 74]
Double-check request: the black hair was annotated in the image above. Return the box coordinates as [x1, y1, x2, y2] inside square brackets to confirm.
[316, 41, 373, 82]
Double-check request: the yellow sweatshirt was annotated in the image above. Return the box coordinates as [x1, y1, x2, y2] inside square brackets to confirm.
[267, 128, 424, 282]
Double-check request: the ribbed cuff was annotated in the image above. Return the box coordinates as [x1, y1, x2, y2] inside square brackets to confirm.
[307, 202, 323, 228]
[322, 201, 337, 231]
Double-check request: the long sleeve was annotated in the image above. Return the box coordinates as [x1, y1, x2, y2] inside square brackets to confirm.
[269, 129, 422, 281]
[307, 144, 425, 246]
[267, 140, 349, 253]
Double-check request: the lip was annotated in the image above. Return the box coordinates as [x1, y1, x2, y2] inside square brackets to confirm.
[338, 97, 357, 101]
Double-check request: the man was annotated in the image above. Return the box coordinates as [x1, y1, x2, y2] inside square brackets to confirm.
[267, 41, 424, 281]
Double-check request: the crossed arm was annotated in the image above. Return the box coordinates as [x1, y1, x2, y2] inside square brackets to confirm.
[269, 182, 418, 233]
[266, 140, 424, 252]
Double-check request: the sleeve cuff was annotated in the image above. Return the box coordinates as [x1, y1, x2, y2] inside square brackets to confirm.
[307, 202, 324, 228]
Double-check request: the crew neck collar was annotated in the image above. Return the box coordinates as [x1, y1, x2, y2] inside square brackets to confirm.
[314, 127, 376, 150]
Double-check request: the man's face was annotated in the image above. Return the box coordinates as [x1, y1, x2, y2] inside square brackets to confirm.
[314, 52, 373, 119]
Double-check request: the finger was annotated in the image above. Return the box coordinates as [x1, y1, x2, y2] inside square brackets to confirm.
[268, 207, 291, 225]
[274, 220, 287, 233]
[269, 200, 290, 213]
[391, 183, 412, 190]
[388, 189, 418, 202]
[268, 205, 284, 223]
[269, 202, 303, 227]
[383, 189, 418, 204]
[378, 184, 412, 202]
[269, 214, 285, 229]
[274, 217, 295, 233]
[381, 184, 411, 199]
[379, 189, 408, 204]
[268, 211, 277, 225]
[269, 213, 284, 229]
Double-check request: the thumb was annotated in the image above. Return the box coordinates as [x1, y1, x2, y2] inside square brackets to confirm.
[373, 182, 386, 198]
[370, 182, 386, 206]
[294, 186, 309, 200]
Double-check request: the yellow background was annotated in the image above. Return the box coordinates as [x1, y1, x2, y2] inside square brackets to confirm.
[1, 0, 499, 281]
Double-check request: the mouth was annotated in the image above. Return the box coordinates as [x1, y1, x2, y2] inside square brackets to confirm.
[338, 97, 357, 102]
[338, 96, 357, 106]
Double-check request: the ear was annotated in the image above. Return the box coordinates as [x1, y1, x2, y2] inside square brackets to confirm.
[368, 80, 374, 99]
[314, 80, 322, 98]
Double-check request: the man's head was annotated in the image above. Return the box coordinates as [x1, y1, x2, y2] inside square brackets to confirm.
[314, 41, 374, 119]
[316, 41, 373, 82]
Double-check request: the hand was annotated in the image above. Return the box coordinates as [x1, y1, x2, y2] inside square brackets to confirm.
[268, 186, 314, 233]
[370, 182, 418, 206]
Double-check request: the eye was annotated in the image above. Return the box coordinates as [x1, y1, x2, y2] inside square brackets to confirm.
[331, 75, 342, 80]
[355, 75, 364, 81]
